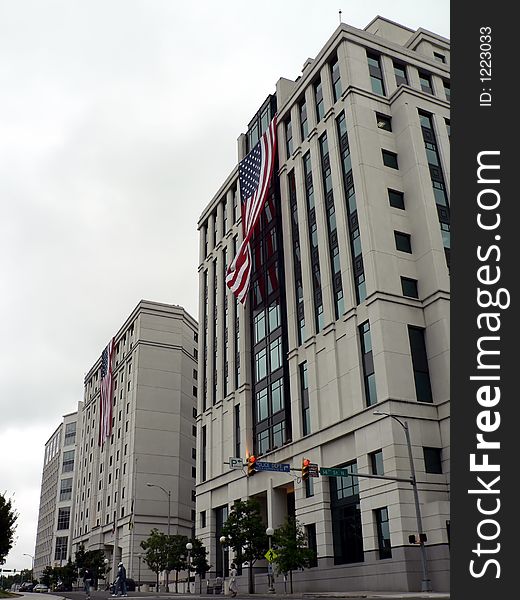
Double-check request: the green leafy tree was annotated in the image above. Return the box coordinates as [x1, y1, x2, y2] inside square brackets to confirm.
[75, 545, 107, 588]
[221, 499, 268, 594]
[41, 567, 53, 587]
[0, 492, 18, 564]
[141, 529, 168, 590]
[272, 517, 316, 593]
[189, 538, 211, 594]
[166, 534, 188, 593]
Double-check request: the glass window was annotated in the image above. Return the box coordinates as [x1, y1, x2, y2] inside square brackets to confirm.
[331, 57, 342, 102]
[419, 72, 433, 94]
[271, 378, 284, 413]
[60, 478, 73, 501]
[408, 326, 433, 402]
[401, 277, 419, 298]
[62, 450, 75, 473]
[255, 347, 267, 382]
[269, 337, 283, 371]
[443, 80, 450, 102]
[369, 450, 384, 475]
[423, 447, 443, 473]
[394, 231, 412, 253]
[268, 302, 280, 332]
[253, 311, 266, 343]
[393, 62, 408, 86]
[300, 99, 308, 140]
[257, 429, 269, 455]
[367, 53, 385, 96]
[57, 507, 71, 530]
[388, 189, 405, 209]
[286, 118, 293, 158]
[382, 150, 399, 169]
[272, 421, 286, 448]
[64, 422, 76, 445]
[315, 79, 324, 122]
[376, 113, 392, 131]
[360, 321, 377, 406]
[434, 52, 446, 63]
[375, 507, 392, 559]
[54, 537, 68, 561]
[256, 388, 268, 422]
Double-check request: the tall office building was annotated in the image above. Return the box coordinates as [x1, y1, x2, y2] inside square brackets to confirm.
[34, 412, 78, 580]
[196, 17, 450, 592]
[71, 300, 198, 584]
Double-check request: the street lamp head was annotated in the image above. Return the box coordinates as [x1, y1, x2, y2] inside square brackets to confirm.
[266, 527, 274, 537]
[145, 482, 153, 487]
[186, 542, 193, 551]
[219, 536, 227, 544]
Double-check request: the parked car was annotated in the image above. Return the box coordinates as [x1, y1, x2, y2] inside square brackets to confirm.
[19, 582, 35, 592]
[33, 583, 49, 593]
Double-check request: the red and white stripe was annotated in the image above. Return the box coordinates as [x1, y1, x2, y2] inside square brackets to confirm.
[98, 338, 115, 446]
[226, 116, 277, 303]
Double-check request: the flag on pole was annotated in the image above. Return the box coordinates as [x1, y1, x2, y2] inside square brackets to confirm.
[98, 338, 115, 446]
[226, 115, 277, 303]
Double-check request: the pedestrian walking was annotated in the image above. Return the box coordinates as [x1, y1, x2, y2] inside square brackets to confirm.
[112, 561, 127, 597]
[83, 568, 92, 600]
[229, 563, 238, 597]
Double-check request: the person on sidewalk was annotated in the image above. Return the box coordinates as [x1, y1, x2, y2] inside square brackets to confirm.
[112, 561, 127, 597]
[229, 563, 238, 597]
[83, 568, 92, 600]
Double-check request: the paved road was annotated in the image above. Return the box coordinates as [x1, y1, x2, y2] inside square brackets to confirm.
[48, 590, 449, 600]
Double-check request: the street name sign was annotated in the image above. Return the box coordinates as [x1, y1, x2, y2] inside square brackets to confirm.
[320, 467, 352, 477]
[229, 457, 244, 469]
[255, 461, 291, 473]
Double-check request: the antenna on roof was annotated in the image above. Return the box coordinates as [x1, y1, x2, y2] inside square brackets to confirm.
[339, 9, 342, 23]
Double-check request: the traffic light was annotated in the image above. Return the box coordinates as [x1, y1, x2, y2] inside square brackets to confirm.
[302, 458, 311, 481]
[247, 455, 257, 476]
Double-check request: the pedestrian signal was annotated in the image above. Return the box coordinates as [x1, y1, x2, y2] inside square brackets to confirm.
[302, 458, 311, 481]
[247, 455, 257, 477]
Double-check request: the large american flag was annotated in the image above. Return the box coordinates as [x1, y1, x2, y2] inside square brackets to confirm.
[98, 338, 115, 446]
[226, 115, 277, 303]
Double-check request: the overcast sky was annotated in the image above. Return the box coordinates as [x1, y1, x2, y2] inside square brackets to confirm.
[0, 0, 449, 572]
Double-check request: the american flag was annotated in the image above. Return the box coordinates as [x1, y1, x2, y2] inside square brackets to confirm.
[98, 338, 115, 446]
[226, 115, 277, 303]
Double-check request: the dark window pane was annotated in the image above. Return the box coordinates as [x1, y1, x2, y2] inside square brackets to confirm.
[423, 447, 443, 473]
[401, 277, 419, 298]
[388, 189, 405, 209]
[376, 113, 392, 131]
[394, 231, 412, 253]
[382, 150, 399, 169]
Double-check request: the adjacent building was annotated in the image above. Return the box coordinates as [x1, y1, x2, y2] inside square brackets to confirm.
[69, 300, 198, 584]
[196, 16, 450, 592]
[34, 411, 78, 580]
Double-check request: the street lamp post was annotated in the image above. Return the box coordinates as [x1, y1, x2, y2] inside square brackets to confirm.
[146, 483, 171, 590]
[137, 554, 142, 592]
[373, 410, 432, 592]
[219, 535, 227, 589]
[23, 554, 34, 583]
[185, 543, 193, 594]
[265, 528, 275, 594]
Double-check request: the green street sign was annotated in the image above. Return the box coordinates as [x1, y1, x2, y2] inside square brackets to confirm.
[320, 467, 353, 477]
[265, 549, 278, 562]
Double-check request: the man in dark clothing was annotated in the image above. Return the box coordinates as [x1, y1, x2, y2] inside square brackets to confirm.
[83, 568, 92, 600]
[112, 562, 127, 597]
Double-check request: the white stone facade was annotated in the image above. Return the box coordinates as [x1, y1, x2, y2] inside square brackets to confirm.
[71, 300, 198, 585]
[196, 17, 450, 593]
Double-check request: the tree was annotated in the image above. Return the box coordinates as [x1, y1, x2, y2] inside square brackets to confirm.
[272, 517, 316, 593]
[0, 492, 18, 564]
[221, 499, 268, 594]
[141, 529, 168, 590]
[75, 545, 107, 588]
[189, 538, 211, 594]
[165, 534, 188, 593]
